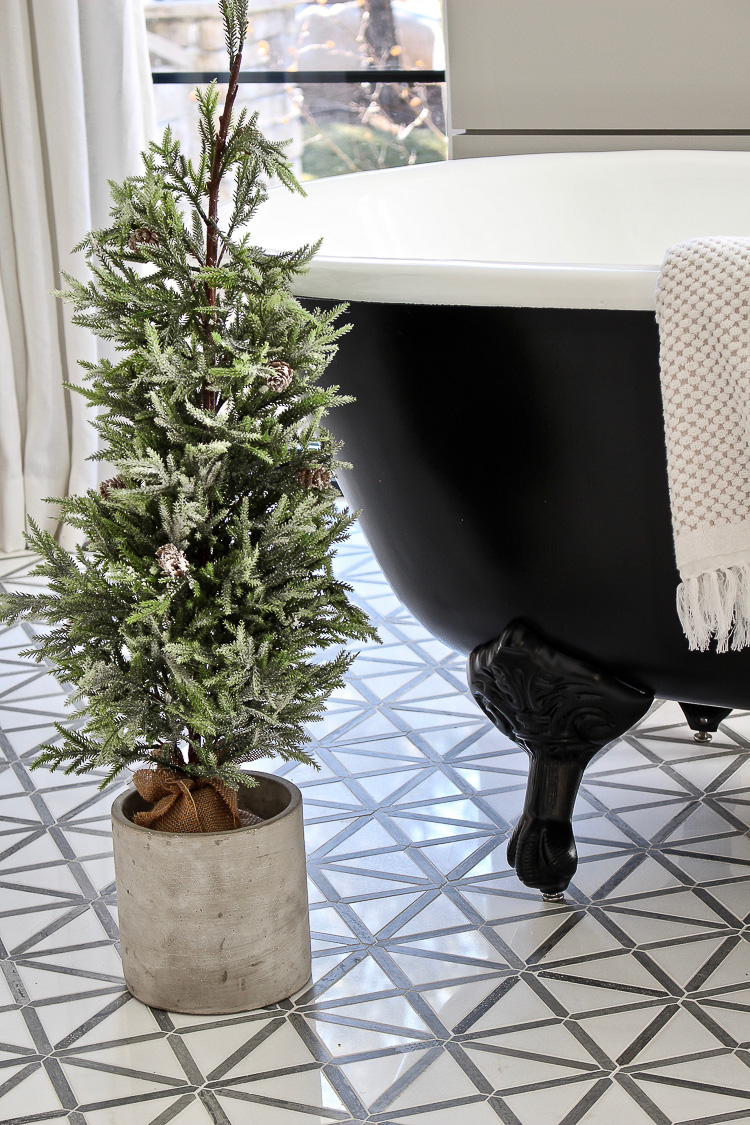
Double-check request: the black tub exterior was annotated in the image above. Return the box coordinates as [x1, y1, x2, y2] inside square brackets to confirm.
[317, 299, 750, 712]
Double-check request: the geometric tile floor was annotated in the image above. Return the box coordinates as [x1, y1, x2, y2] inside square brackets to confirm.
[2, 526, 750, 1124]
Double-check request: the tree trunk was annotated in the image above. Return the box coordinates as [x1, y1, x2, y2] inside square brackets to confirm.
[364, 0, 399, 67]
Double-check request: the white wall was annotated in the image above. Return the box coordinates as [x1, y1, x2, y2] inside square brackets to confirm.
[445, 0, 750, 158]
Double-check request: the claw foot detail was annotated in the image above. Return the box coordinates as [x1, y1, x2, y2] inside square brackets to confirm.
[468, 622, 653, 895]
[679, 702, 732, 741]
[507, 814, 577, 896]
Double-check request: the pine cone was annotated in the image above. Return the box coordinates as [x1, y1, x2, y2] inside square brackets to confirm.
[99, 476, 125, 499]
[128, 227, 159, 251]
[265, 360, 293, 393]
[298, 467, 333, 491]
[156, 543, 190, 579]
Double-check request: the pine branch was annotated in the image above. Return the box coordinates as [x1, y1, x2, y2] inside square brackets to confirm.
[205, 38, 245, 297]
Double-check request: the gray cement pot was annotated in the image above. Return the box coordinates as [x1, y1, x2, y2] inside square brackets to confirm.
[111, 771, 311, 1014]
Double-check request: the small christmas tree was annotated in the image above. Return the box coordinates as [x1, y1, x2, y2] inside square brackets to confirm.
[0, 0, 377, 824]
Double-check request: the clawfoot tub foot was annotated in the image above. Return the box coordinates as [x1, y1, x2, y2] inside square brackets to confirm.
[679, 702, 732, 743]
[467, 623, 653, 896]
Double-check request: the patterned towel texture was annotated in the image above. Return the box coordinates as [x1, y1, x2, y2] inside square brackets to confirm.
[656, 237, 750, 651]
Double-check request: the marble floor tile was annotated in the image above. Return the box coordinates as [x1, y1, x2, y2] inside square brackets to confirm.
[2, 531, 750, 1124]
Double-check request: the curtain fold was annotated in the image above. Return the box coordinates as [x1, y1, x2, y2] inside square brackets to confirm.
[0, 0, 155, 551]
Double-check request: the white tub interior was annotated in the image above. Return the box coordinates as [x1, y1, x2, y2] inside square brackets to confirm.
[244, 149, 750, 310]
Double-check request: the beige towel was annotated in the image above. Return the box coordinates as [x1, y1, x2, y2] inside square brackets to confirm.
[656, 237, 750, 651]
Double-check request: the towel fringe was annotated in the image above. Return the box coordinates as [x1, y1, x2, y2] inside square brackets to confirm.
[677, 564, 750, 652]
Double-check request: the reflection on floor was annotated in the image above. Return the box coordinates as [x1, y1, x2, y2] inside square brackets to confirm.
[1, 526, 750, 1125]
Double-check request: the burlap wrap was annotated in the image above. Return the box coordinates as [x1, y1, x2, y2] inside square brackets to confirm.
[132, 768, 243, 833]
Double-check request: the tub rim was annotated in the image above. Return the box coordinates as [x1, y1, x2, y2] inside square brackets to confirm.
[241, 148, 750, 311]
[288, 255, 662, 311]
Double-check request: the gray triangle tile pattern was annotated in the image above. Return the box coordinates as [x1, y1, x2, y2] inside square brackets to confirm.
[1, 537, 750, 1123]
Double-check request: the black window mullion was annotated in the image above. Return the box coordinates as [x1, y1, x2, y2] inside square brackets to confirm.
[151, 69, 446, 84]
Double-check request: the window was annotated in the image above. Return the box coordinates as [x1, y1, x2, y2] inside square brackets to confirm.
[145, 0, 447, 181]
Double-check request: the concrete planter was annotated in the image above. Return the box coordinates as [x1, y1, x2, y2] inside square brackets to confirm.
[111, 771, 311, 1014]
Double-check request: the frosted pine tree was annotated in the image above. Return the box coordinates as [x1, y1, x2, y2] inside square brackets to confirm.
[0, 0, 376, 806]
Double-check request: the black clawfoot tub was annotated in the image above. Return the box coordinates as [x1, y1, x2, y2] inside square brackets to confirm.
[250, 149, 750, 894]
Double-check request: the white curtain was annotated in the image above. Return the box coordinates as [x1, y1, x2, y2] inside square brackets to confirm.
[0, 0, 155, 551]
